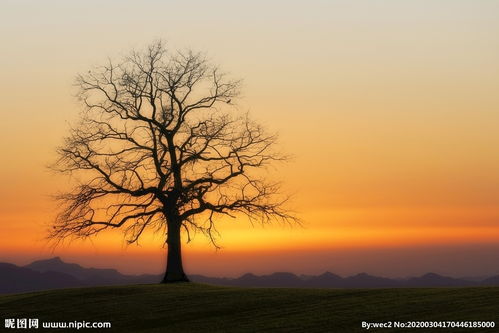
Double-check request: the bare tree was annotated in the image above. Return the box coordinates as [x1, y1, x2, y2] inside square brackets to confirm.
[50, 41, 296, 282]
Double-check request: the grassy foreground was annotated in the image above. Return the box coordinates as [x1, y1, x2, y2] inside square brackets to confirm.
[1, 284, 498, 332]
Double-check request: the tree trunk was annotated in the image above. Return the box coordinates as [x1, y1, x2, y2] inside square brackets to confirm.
[161, 219, 189, 283]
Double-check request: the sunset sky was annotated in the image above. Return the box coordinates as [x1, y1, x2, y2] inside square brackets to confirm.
[1, 0, 499, 278]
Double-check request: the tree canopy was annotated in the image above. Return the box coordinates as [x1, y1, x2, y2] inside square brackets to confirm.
[50, 41, 296, 281]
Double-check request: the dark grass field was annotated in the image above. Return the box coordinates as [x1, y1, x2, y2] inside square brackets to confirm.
[1, 284, 498, 332]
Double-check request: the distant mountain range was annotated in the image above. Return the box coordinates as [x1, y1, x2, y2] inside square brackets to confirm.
[1, 257, 499, 294]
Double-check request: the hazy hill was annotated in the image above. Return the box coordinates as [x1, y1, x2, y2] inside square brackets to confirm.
[481, 275, 499, 286]
[405, 272, 475, 287]
[0, 263, 83, 294]
[26, 257, 124, 282]
[0, 257, 498, 294]
[25, 257, 159, 285]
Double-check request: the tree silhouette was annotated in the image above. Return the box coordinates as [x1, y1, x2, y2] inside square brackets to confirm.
[50, 42, 296, 282]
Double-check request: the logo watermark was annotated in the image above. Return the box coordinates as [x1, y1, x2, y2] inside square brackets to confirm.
[5, 318, 111, 329]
